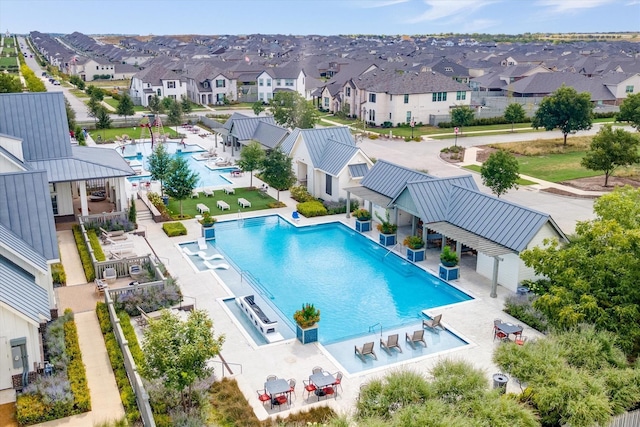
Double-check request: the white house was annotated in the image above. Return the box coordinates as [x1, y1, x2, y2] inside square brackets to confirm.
[129, 64, 187, 106]
[185, 64, 238, 106]
[256, 66, 306, 103]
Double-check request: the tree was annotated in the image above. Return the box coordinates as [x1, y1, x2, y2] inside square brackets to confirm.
[450, 105, 474, 134]
[520, 186, 640, 356]
[269, 91, 319, 129]
[147, 143, 172, 196]
[164, 156, 199, 218]
[236, 141, 265, 188]
[581, 124, 640, 186]
[252, 101, 265, 117]
[147, 95, 163, 115]
[161, 96, 174, 112]
[0, 73, 23, 93]
[260, 148, 296, 200]
[95, 106, 111, 140]
[87, 96, 101, 126]
[166, 98, 183, 132]
[69, 75, 85, 90]
[142, 310, 224, 409]
[532, 85, 593, 145]
[503, 103, 526, 132]
[64, 98, 76, 134]
[180, 95, 192, 115]
[128, 195, 137, 225]
[116, 93, 135, 124]
[617, 92, 640, 130]
[480, 149, 519, 197]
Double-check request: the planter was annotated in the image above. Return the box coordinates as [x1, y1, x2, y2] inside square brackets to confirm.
[355, 219, 371, 232]
[296, 324, 318, 344]
[407, 247, 425, 262]
[201, 224, 215, 240]
[441, 260, 457, 267]
[439, 264, 460, 281]
[379, 233, 396, 246]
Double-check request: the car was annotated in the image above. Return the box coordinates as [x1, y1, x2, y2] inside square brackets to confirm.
[41, 71, 47, 77]
[53, 80, 60, 85]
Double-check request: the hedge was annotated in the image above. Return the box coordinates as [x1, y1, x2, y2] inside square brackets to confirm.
[87, 229, 106, 262]
[96, 303, 142, 424]
[162, 222, 187, 237]
[296, 201, 327, 217]
[63, 312, 91, 412]
[72, 225, 96, 282]
[51, 262, 66, 286]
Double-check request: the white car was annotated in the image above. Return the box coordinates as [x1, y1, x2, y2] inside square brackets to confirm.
[53, 80, 60, 85]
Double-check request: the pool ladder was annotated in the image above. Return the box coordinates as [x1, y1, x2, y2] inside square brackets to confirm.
[368, 322, 382, 336]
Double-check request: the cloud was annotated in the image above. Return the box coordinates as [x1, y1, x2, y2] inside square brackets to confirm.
[536, 0, 616, 13]
[406, 0, 500, 24]
[354, 0, 410, 8]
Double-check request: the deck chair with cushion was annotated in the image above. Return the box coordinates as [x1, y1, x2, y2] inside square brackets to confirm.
[103, 267, 117, 284]
[380, 333, 403, 354]
[406, 330, 427, 348]
[423, 314, 445, 331]
[355, 342, 377, 361]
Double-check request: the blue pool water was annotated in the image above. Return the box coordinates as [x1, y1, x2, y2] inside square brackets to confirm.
[209, 216, 472, 345]
[121, 142, 236, 187]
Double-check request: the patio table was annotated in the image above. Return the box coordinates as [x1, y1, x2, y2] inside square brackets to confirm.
[265, 378, 290, 407]
[310, 372, 336, 400]
[496, 322, 523, 340]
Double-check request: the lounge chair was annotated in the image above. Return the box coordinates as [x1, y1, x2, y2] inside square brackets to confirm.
[204, 261, 230, 270]
[95, 278, 108, 294]
[423, 314, 445, 331]
[406, 330, 427, 348]
[182, 247, 202, 256]
[103, 267, 117, 284]
[198, 252, 224, 261]
[203, 188, 214, 197]
[355, 342, 377, 361]
[380, 333, 403, 354]
[197, 237, 207, 250]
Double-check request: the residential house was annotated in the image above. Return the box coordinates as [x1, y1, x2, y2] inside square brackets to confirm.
[279, 126, 373, 201]
[220, 113, 289, 153]
[256, 65, 306, 103]
[185, 63, 238, 105]
[129, 64, 187, 106]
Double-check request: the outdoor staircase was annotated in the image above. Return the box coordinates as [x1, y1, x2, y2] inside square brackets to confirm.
[136, 209, 153, 222]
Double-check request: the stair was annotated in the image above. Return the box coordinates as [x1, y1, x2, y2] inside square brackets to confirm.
[137, 209, 153, 222]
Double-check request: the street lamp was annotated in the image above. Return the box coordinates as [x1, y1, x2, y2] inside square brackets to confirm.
[410, 114, 415, 139]
[454, 127, 459, 147]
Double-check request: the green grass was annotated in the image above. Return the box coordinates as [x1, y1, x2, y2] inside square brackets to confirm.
[102, 97, 145, 111]
[0, 56, 18, 67]
[166, 187, 281, 218]
[516, 151, 604, 182]
[69, 88, 89, 98]
[463, 164, 538, 185]
[89, 126, 180, 142]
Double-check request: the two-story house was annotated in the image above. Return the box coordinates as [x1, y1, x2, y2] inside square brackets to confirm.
[256, 65, 306, 103]
[129, 64, 187, 106]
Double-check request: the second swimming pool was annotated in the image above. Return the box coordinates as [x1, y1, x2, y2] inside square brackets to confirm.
[206, 216, 472, 345]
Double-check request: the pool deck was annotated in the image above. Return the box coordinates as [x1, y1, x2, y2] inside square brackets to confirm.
[99, 126, 543, 420]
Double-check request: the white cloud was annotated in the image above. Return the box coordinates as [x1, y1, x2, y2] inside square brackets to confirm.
[353, 0, 410, 8]
[536, 0, 616, 13]
[406, 0, 500, 24]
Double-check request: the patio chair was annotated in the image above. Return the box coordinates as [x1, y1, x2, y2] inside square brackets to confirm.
[333, 371, 343, 392]
[95, 278, 108, 294]
[257, 389, 271, 407]
[312, 366, 323, 374]
[288, 378, 297, 399]
[380, 333, 403, 354]
[515, 335, 528, 346]
[203, 261, 230, 270]
[129, 264, 143, 279]
[198, 252, 224, 261]
[266, 375, 277, 382]
[355, 342, 377, 361]
[103, 267, 117, 284]
[405, 330, 427, 348]
[303, 379, 317, 399]
[423, 313, 445, 331]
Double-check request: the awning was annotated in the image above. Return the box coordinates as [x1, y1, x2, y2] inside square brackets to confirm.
[427, 221, 515, 257]
[344, 186, 392, 208]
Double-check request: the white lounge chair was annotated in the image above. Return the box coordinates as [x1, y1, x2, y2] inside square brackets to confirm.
[204, 261, 230, 270]
[198, 253, 225, 261]
[197, 237, 207, 250]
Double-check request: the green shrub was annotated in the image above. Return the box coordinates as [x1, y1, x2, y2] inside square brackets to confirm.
[162, 221, 187, 237]
[297, 201, 328, 217]
[51, 262, 66, 285]
[15, 394, 48, 425]
[369, 133, 379, 139]
[290, 185, 315, 202]
[87, 229, 105, 261]
[72, 225, 96, 281]
[63, 313, 91, 413]
[504, 294, 549, 333]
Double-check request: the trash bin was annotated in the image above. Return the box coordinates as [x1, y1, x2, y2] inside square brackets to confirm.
[493, 373, 508, 394]
[517, 286, 530, 295]
[162, 195, 169, 206]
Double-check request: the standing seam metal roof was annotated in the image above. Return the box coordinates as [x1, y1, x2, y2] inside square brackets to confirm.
[0, 256, 51, 324]
[360, 160, 435, 198]
[307, 138, 360, 176]
[252, 121, 290, 149]
[348, 163, 369, 178]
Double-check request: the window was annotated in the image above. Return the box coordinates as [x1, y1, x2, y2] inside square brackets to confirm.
[456, 91, 466, 100]
[444, 67, 453, 72]
[345, 87, 351, 97]
[156, 88, 161, 96]
[259, 93, 264, 101]
[266, 79, 271, 87]
[406, 111, 412, 123]
[267, 93, 273, 100]
[325, 174, 332, 196]
[216, 79, 225, 88]
[167, 81, 176, 89]
[169, 95, 176, 100]
[276, 79, 281, 86]
[259, 78, 264, 86]
[216, 93, 224, 103]
[323, 97, 329, 107]
[626, 85, 634, 93]
[368, 109, 375, 122]
[285, 79, 294, 86]
[203, 81, 209, 88]
[404, 94, 409, 104]
[369, 93, 376, 103]
[432, 92, 447, 102]
[96, 66, 99, 70]
[49, 183, 58, 215]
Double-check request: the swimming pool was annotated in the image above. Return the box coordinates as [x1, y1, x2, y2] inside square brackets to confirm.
[209, 216, 472, 344]
[121, 142, 236, 187]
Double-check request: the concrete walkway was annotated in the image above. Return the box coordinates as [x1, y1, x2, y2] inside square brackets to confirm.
[56, 230, 87, 286]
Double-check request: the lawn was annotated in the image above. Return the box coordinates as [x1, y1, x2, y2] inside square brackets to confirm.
[165, 187, 282, 218]
[0, 56, 18, 67]
[463, 164, 538, 185]
[516, 152, 605, 182]
[89, 126, 180, 142]
[103, 97, 146, 111]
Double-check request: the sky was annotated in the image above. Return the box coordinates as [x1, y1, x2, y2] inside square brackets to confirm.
[1, 0, 639, 36]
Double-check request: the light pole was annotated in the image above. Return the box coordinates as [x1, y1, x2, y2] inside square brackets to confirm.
[410, 114, 415, 139]
[454, 127, 459, 147]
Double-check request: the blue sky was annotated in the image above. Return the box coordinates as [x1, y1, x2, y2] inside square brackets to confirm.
[1, 0, 638, 36]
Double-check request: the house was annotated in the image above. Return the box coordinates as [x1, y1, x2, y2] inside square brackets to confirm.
[508, 72, 618, 105]
[185, 63, 238, 105]
[279, 126, 373, 201]
[345, 160, 568, 295]
[129, 64, 187, 106]
[220, 113, 289, 152]
[0, 92, 135, 219]
[256, 66, 306, 103]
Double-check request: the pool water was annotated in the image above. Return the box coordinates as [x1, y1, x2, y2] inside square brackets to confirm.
[210, 216, 472, 345]
[121, 142, 236, 187]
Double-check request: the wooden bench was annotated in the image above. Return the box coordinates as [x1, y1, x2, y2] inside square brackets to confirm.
[217, 200, 230, 211]
[238, 198, 251, 208]
[196, 203, 210, 213]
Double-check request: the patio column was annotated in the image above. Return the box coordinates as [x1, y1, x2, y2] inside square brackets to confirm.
[456, 241, 462, 259]
[119, 177, 127, 211]
[393, 207, 398, 225]
[490, 256, 502, 298]
[411, 215, 416, 235]
[345, 191, 351, 218]
[79, 180, 88, 216]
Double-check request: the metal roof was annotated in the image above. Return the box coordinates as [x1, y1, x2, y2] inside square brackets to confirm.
[360, 160, 435, 198]
[252, 121, 290, 149]
[400, 176, 479, 222]
[280, 126, 354, 155]
[348, 163, 369, 178]
[344, 185, 392, 207]
[306, 138, 360, 176]
[231, 116, 277, 141]
[0, 92, 71, 161]
[0, 171, 59, 261]
[28, 149, 135, 182]
[0, 256, 51, 324]
[427, 221, 515, 257]
[0, 224, 49, 272]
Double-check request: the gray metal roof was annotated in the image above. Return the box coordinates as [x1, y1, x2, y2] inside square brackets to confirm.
[344, 185, 392, 208]
[0, 92, 72, 161]
[401, 176, 479, 222]
[360, 160, 435, 198]
[222, 112, 249, 131]
[306, 138, 360, 176]
[0, 171, 59, 261]
[252, 121, 289, 149]
[231, 116, 277, 141]
[348, 163, 369, 178]
[280, 126, 354, 155]
[427, 222, 515, 257]
[0, 256, 51, 324]
[0, 224, 49, 272]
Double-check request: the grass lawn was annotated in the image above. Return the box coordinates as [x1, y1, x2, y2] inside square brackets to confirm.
[0, 56, 18, 67]
[89, 126, 180, 142]
[463, 164, 538, 185]
[517, 152, 605, 182]
[88, 79, 130, 89]
[166, 187, 282, 218]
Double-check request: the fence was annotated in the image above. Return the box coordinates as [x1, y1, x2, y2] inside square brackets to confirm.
[607, 409, 640, 427]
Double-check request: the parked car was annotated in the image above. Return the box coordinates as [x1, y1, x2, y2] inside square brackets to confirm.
[53, 80, 60, 85]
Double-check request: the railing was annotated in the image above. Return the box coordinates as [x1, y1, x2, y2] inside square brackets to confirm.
[608, 409, 640, 427]
[209, 356, 243, 378]
[368, 322, 382, 335]
[241, 270, 274, 300]
[79, 211, 127, 226]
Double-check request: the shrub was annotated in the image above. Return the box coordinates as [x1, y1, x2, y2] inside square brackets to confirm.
[72, 225, 96, 282]
[289, 185, 315, 202]
[162, 222, 187, 237]
[504, 294, 549, 333]
[87, 229, 105, 262]
[64, 313, 91, 412]
[369, 133, 379, 139]
[322, 198, 355, 215]
[51, 262, 66, 286]
[114, 280, 182, 317]
[296, 200, 328, 217]
[147, 192, 171, 221]
[403, 235, 424, 249]
[352, 208, 372, 220]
